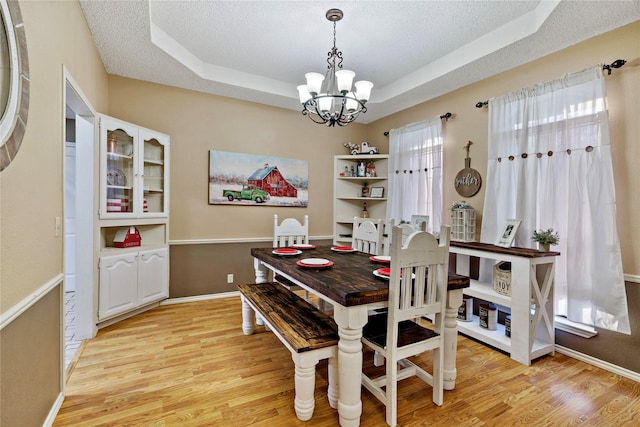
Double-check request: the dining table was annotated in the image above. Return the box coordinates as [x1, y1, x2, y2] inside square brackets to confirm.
[250, 245, 469, 427]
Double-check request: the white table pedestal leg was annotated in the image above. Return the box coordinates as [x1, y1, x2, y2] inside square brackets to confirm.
[333, 305, 368, 427]
[443, 289, 463, 390]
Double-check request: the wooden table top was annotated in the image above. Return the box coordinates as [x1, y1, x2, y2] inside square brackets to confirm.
[251, 245, 470, 307]
[450, 241, 560, 257]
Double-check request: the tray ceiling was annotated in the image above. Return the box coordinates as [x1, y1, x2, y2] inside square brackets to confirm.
[80, 1, 640, 123]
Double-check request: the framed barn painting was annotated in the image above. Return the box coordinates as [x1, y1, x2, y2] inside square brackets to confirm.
[208, 150, 308, 207]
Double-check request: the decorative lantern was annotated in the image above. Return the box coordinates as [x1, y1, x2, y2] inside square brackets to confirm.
[450, 201, 476, 242]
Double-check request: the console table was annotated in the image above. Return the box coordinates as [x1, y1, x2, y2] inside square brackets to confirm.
[449, 241, 560, 366]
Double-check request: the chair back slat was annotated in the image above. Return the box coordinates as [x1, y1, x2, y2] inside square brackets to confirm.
[273, 214, 309, 248]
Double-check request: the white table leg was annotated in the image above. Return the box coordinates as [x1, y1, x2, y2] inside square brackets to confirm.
[333, 305, 369, 427]
[443, 289, 462, 390]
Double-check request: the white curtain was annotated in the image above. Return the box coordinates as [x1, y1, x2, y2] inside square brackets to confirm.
[386, 117, 443, 233]
[481, 66, 630, 333]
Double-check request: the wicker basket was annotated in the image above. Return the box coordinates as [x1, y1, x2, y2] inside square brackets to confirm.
[493, 261, 511, 296]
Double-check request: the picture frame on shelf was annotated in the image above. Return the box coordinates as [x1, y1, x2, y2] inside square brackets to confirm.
[370, 187, 384, 198]
[495, 219, 521, 247]
[410, 215, 429, 232]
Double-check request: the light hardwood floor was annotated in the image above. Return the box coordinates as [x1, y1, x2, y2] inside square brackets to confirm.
[54, 297, 640, 426]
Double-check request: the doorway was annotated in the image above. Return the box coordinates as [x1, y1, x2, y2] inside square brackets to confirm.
[64, 73, 97, 373]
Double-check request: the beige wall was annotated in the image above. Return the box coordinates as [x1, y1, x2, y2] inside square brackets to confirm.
[107, 77, 369, 241]
[108, 22, 640, 275]
[107, 22, 639, 301]
[0, 0, 108, 312]
[0, 1, 108, 425]
[108, 21, 640, 374]
[1, 6, 638, 425]
[368, 21, 640, 275]
[365, 21, 640, 374]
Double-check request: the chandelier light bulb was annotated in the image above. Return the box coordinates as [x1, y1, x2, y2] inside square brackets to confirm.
[297, 85, 312, 103]
[318, 94, 332, 113]
[345, 92, 358, 112]
[305, 72, 324, 96]
[355, 81, 374, 102]
[335, 70, 356, 94]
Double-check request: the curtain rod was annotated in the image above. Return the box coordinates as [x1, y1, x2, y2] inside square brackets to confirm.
[475, 59, 627, 108]
[383, 112, 452, 136]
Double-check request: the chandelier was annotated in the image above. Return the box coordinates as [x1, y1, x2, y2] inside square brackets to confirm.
[297, 9, 373, 127]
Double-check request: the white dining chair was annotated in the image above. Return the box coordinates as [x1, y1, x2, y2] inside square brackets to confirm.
[380, 219, 395, 256]
[273, 214, 309, 248]
[351, 217, 384, 255]
[398, 221, 426, 245]
[361, 225, 450, 427]
[273, 214, 311, 301]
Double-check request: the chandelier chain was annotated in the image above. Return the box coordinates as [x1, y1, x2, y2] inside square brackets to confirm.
[328, 20, 343, 70]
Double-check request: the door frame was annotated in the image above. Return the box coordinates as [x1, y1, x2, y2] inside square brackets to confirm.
[63, 68, 98, 342]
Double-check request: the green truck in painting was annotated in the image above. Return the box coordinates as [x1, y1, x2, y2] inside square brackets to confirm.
[222, 184, 270, 203]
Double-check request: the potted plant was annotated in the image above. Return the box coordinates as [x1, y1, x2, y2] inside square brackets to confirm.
[532, 228, 559, 251]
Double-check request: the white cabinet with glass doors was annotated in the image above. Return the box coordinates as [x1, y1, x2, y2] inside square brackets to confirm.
[96, 114, 170, 324]
[99, 115, 169, 219]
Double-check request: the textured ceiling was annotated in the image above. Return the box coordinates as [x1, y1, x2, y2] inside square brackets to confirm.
[80, 0, 640, 123]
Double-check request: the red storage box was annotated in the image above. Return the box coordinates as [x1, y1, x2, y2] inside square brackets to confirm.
[113, 226, 141, 248]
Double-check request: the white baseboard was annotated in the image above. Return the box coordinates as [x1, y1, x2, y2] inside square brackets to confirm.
[160, 291, 240, 305]
[555, 344, 640, 383]
[43, 392, 64, 427]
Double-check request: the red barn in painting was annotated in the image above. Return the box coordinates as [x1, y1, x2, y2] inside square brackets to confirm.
[247, 164, 298, 198]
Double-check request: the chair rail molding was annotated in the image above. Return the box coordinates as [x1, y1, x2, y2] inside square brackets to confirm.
[0, 273, 63, 330]
[169, 236, 334, 245]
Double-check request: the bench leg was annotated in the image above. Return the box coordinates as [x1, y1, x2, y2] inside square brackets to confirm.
[253, 258, 269, 326]
[240, 295, 255, 335]
[293, 359, 317, 421]
[327, 355, 339, 409]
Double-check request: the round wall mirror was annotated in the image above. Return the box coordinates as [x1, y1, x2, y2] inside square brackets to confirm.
[0, 0, 29, 172]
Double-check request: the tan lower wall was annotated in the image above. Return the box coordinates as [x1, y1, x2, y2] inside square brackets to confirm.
[169, 239, 333, 297]
[0, 284, 62, 426]
[555, 280, 640, 374]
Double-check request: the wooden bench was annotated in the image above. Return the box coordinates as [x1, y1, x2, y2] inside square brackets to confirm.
[238, 282, 339, 421]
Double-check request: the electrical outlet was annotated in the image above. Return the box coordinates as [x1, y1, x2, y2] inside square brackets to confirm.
[227, 274, 234, 284]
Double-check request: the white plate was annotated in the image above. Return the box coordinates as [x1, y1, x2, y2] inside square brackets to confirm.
[370, 255, 391, 263]
[373, 269, 390, 280]
[372, 268, 415, 280]
[331, 246, 357, 253]
[107, 167, 126, 186]
[272, 249, 302, 256]
[299, 258, 331, 266]
[290, 244, 316, 250]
